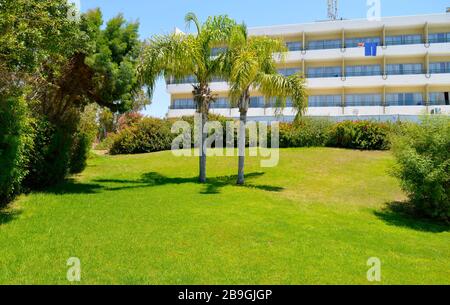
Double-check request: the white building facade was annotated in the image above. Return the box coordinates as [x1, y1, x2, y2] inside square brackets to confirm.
[166, 13, 450, 121]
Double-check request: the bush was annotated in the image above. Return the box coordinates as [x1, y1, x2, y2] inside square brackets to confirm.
[69, 105, 98, 174]
[392, 116, 450, 221]
[279, 118, 333, 148]
[24, 118, 74, 189]
[95, 133, 116, 151]
[117, 112, 143, 131]
[327, 120, 391, 150]
[69, 132, 92, 174]
[110, 118, 173, 155]
[0, 94, 33, 206]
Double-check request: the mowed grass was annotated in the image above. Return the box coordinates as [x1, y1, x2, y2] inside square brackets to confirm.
[0, 148, 449, 284]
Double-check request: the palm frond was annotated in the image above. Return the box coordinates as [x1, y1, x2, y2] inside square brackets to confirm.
[137, 33, 202, 98]
[185, 12, 201, 34]
[257, 72, 308, 115]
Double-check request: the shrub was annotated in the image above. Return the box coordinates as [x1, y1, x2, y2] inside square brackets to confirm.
[279, 118, 333, 148]
[110, 118, 172, 155]
[69, 132, 92, 174]
[24, 118, 74, 189]
[392, 116, 450, 221]
[117, 112, 144, 131]
[95, 133, 116, 150]
[69, 106, 98, 174]
[327, 120, 390, 150]
[0, 94, 33, 206]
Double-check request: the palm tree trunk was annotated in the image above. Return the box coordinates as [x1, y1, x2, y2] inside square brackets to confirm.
[199, 110, 207, 183]
[193, 83, 211, 183]
[237, 91, 249, 185]
[237, 110, 247, 185]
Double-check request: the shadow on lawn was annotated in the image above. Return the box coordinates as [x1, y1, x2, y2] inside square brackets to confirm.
[0, 208, 22, 226]
[374, 201, 450, 233]
[41, 172, 284, 195]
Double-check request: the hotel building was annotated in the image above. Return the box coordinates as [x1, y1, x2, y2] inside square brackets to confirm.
[166, 12, 450, 121]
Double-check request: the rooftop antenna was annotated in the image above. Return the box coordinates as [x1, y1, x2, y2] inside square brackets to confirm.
[328, 0, 338, 20]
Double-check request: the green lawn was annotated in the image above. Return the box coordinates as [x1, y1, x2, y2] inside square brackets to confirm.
[1, 148, 449, 284]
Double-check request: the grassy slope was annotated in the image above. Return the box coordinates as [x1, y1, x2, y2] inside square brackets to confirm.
[0, 148, 449, 284]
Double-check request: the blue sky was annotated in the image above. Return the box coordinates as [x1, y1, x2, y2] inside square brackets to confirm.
[80, 0, 449, 117]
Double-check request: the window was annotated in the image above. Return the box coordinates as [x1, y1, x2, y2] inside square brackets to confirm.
[167, 75, 197, 84]
[346, 65, 381, 77]
[307, 39, 342, 50]
[428, 32, 450, 43]
[386, 93, 423, 106]
[286, 41, 302, 51]
[429, 92, 446, 105]
[172, 99, 195, 109]
[386, 63, 423, 75]
[210, 98, 230, 109]
[345, 37, 381, 48]
[345, 94, 382, 106]
[286, 98, 293, 107]
[429, 62, 450, 74]
[249, 96, 265, 108]
[308, 95, 342, 107]
[278, 67, 301, 76]
[211, 47, 227, 56]
[385, 34, 422, 46]
[307, 66, 342, 78]
[211, 76, 226, 82]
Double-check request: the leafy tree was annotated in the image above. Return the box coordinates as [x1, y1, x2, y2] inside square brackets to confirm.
[82, 9, 144, 113]
[0, 0, 85, 202]
[225, 25, 307, 184]
[392, 116, 450, 221]
[0, 0, 85, 75]
[25, 9, 145, 188]
[138, 13, 239, 183]
[1, 1, 146, 194]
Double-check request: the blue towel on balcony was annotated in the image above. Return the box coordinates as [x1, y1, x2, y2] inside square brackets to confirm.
[365, 42, 378, 56]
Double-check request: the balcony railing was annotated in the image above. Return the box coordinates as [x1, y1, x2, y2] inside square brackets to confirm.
[307, 72, 342, 78]
[429, 68, 450, 74]
[345, 71, 382, 77]
[428, 37, 450, 43]
[170, 104, 196, 110]
[385, 100, 425, 106]
[385, 69, 425, 76]
[307, 41, 342, 50]
[167, 76, 226, 85]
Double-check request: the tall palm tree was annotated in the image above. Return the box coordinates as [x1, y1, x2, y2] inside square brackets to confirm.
[225, 25, 308, 185]
[138, 13, 238, 183]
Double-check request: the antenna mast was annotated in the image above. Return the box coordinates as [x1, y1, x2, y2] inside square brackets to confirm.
[328, 0, 338, 20]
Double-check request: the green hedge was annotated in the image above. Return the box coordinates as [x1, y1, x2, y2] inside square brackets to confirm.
[110, 118, 173, 155]
[279, 118, 333, 148]
[0, 94, 33, 206]
[107, 116, 394, 156]
[392, 116, 450, 221]
[24, 118, 74, 189]
[327, 120, 391, 150]
[70, 106, 98, 174]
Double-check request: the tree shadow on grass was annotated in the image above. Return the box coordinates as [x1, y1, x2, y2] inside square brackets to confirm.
[374, 201, 450, 233]
[0, 207, 22, 226]
[41, 172, 284, 196]
[95, 172, 284, 195]
[42, 179, 104, 195]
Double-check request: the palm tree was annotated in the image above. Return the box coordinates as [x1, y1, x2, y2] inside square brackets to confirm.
[138, 13, 238, 183]
[225, 25, 308, 185]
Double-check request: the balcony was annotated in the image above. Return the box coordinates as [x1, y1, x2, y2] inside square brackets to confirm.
[385, 68, 425, 76]
[345, 70, 381, 77]
[307, 71, 342, 78]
